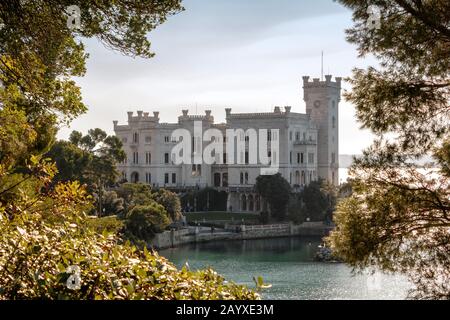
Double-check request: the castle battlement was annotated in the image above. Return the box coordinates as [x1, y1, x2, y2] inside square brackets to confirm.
[113, 76, 340, 213]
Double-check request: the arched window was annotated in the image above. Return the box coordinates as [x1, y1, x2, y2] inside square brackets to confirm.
[332, 116, 336, 129]
[241, 195, 247, 211]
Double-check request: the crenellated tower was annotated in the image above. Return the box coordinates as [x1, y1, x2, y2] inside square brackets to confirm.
[303, 75, 341, 186]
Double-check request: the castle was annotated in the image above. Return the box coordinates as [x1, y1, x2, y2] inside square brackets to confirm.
[113, 75, 341, 213]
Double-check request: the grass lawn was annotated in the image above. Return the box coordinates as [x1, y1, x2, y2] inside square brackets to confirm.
[184, 211, 260, 223]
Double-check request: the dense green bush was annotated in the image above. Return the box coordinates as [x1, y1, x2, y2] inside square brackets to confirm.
[0, 167, 258, 300]
[87, 216, 124, 234]
[300, 180, 336, 222]
[287, 197, 306, 224]
[255, 173, 291, 221]
[125, 203, 171, 240]
[151, 188, 182, 221]
[181, 188, 228, 212]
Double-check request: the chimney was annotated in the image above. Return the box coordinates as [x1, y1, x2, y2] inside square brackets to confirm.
[127, 111, 133, 121]
[182, 109, 188, 117]
[113, 120, 118, 127]
[153, 111, 159, 119]
[325, 75, 332, 83]
[205, 110, 211, 117]
[284, 106, 291, 114]
[274, 106, 281, 113]
[335, 77, 342, 88]
[225, 108, 232, 116]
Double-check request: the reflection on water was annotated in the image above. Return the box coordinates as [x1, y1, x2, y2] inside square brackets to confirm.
[159, 237, 411, 300]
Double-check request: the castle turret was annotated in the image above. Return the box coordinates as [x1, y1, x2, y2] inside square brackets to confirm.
[303, 75, 341, 185]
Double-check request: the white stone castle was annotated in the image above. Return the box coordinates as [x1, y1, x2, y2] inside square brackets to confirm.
[114, 75, 341, 212]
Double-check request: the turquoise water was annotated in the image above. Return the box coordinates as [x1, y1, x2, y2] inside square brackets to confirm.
[159, 237, 411, 300]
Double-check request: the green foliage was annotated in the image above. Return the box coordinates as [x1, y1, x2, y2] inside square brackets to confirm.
[184, 212, 260, 224]
[46, 140, 91, 183]
[181, 188, 228, 212]
[151, 189, 182, 221]
[47, 129, 126, 187]
[0, 1, 258, 300]
[331, 1, 450, 299]
[86, 216, 124, 235]
[116, 183, 154, 210]
[101, 191, 125, 217]
[0, 160, 258, 300]
[287, 197, 306, 225]
[125, 204, 171, 241]
[299, 180, 335, 222]
[255, 173, 291, 221]
[259, 211, 270, 225]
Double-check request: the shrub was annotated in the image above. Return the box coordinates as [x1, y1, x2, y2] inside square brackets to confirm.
[0, 212, 258, 300]
[87, 216, 124, 234]
[125, 203, 171, 240]
[151, 189, 182, 221]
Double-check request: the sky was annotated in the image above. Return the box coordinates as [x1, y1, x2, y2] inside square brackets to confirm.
[59, 0, 378, 155]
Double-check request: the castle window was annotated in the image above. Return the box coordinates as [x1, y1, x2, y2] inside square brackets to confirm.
[164, 136, 170, 143]
[290, 151, 292, 164]
[308, 153, 315, 164]
[289, 131, 292, 141]
[244, 172, 249, 184]
[145, 173, 151, 184]
[267, 131, 272, 141]
[133, 152, 139, 164]
[172, 173, 176, 184]
[295, 132, 300, 141]
[146, 152, 151, 164]
[245, 151, 249, 164]
[164, 153, 169, 164]
[240, 172, 244, 184]
[164, 173, 169, 184]
[223, 153, 227, 164]
[297, 153, 300, 164]
[133, 132, 139, 144]
[301, 153, 304, 164]
[332, 116, 336, 129]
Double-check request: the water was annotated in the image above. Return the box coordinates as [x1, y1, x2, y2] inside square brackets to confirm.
[159, 237, 411, 300]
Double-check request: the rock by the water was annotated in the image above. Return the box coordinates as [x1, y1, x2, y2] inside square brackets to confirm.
[314, 245, 341, 262]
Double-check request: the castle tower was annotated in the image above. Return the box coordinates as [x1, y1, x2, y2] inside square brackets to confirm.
[303, 75, 341, 186]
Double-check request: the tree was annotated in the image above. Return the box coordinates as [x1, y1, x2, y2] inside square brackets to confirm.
[46, 129, 126, 215]
[0, 162, 257, 300]
[327, 0, 450, 299]
[151, 188, 182, 221]
[1, 1, 183, 170]
[0, 1, 258, 300]
[125, 203, 171, 240]
[287, 197, 306, 224]
[255, 173, 291, 221]
[299, 180, 335, 222]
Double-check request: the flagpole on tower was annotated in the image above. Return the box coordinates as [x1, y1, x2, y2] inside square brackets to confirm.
[321, 51, 324, 81]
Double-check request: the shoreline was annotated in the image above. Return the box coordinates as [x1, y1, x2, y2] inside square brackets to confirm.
[150, 222, 334, 250]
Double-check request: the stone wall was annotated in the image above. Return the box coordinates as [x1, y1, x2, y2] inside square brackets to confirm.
[150, 222, 334, 250]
